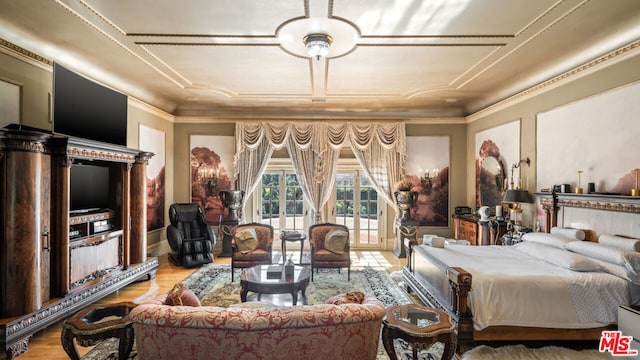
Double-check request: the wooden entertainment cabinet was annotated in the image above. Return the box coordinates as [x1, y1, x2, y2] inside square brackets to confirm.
[0, 127, 158, 359]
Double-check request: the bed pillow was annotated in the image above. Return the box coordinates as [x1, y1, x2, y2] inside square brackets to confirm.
[550, 227, 586, 240]
[565, 241, 640, 280]
[598, 234, 640, 252]
[521, 232, 577, 248]
[235, 227, 259, 253]
[515, 241, 602, 272]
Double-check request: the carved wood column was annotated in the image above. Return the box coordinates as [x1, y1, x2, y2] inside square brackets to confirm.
[0, 131, 51, 317]
[52, 156, 72, 295]
[121, 163, 132, 268]
[130, 152, 153, 264]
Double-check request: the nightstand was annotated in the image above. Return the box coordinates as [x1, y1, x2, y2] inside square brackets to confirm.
[618, 305, 640, 354]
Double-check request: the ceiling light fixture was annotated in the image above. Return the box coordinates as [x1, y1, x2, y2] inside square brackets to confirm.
[303, 33, 332, 60]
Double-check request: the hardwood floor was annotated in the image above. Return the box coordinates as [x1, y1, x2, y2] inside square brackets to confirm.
[16, 250, 404, 360]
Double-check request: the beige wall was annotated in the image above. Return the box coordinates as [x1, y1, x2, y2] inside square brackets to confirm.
[171, 121, 466, 247]
[466, 50, 640, 228]
[0, 51, 52, 129]
[405, 123, 467, 239]
[127, 102, 175, 253]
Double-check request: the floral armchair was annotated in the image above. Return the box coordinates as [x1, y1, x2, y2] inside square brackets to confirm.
[231, 223, 274, 281]
[308, 223, 351, 281]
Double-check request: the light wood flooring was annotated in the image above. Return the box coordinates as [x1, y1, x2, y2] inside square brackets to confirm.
[16, 250, 405, 360]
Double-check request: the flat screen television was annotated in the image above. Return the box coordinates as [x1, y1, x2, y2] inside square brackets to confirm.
[69, 163, 111, 214]
[53, 63, 128, 146]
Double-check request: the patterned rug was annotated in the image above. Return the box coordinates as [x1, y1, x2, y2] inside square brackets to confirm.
[82, 264, 446, 360]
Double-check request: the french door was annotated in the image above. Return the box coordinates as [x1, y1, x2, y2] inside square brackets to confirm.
[333, 171, 382, 249]
[260, 171, 307, 239]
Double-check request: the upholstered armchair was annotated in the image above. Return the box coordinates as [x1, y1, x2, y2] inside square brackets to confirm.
[308, 223, 351, 281]
[231, 223, 274, 281]
[166, 203, 215, 268]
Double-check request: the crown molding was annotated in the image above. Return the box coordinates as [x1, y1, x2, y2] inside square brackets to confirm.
[466, 39, 640, 123]
[0, 38, 52, 71]
[128, 97, 174, 122]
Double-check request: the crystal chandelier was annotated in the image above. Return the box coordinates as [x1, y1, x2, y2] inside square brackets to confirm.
[303, 33, 332, 60]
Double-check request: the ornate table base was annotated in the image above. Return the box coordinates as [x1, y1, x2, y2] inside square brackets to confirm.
[382, 304, 456, 360]
[61, 302, 137, 360]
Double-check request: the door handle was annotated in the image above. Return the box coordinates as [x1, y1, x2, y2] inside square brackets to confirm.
[42, 225, 50, 251]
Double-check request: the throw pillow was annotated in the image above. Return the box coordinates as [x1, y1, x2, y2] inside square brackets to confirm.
[325, 229, 348, 254]
[599, 234, 640, 251]
[235, 227, 259, 253]
[326, 291, 366, 305]
[164, 282, 201, 307]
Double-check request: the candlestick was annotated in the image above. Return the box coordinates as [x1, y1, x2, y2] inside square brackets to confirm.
[575, 170, 583, 194]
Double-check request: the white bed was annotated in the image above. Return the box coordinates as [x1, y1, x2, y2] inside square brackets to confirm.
[414, 242, 640, 331]
[404, 230, 640, 344]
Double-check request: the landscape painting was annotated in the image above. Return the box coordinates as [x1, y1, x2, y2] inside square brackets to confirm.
[190, 135, 235, 225]
[139, 125, 165, 231]
[406, 136, 450, 227]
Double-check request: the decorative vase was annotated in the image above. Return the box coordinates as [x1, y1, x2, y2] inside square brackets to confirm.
[285, 254, 294, 278]
[219, 189, 245, 222]
[394, 190, 418, 222]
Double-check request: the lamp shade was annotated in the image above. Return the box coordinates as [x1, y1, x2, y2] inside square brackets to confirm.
[503, 189, 532, 204]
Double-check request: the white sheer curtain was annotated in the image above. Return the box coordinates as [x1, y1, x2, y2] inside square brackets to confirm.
[286, 123, 340, 223]
[234, 122, 406, 224]
[348, 123, 406, 210]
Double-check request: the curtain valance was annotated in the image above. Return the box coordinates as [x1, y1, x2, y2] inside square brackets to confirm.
[234, 121, 406, 223]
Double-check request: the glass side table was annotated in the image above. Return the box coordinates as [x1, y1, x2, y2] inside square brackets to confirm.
[382, 304, 456, 360]
[280, 230, 307, 264]
[61, 301, 137, 360]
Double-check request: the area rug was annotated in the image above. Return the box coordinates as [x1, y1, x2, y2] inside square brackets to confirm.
[82, 264, 447, 360]
[182, 264, 412, 308]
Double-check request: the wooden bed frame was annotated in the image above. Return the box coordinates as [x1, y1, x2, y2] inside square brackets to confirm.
[402, 192, 640, 347]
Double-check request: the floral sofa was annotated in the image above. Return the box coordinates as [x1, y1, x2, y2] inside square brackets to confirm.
[129, 294, 386, 360]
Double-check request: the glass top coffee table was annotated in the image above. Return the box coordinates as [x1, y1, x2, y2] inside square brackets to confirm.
[382, 304, 456, 360]
[239, 264, 311, 306]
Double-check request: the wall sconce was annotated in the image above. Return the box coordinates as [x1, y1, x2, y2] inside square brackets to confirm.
[419, 168, 439, 195]
[510, 157, 530, 190]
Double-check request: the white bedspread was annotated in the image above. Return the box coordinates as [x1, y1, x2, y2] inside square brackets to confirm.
[415, 244, 634, 330]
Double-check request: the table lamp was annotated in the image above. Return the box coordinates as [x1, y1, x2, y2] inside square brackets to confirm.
[503, 189, 532, 225]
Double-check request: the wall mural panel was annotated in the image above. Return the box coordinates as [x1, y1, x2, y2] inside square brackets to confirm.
[475, 120, 520, 210]
[139, 125, 165, 231]
[536, 81, 640, 230]
[190, 135, 235, 225]
[406, 136, 450, 227]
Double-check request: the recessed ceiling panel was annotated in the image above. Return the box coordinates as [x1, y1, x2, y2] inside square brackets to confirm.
[87, 0, 304, 35]
[333, 0, 558, 35]
[145, 45, 311, 95]
[327, 45, 498, 95]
